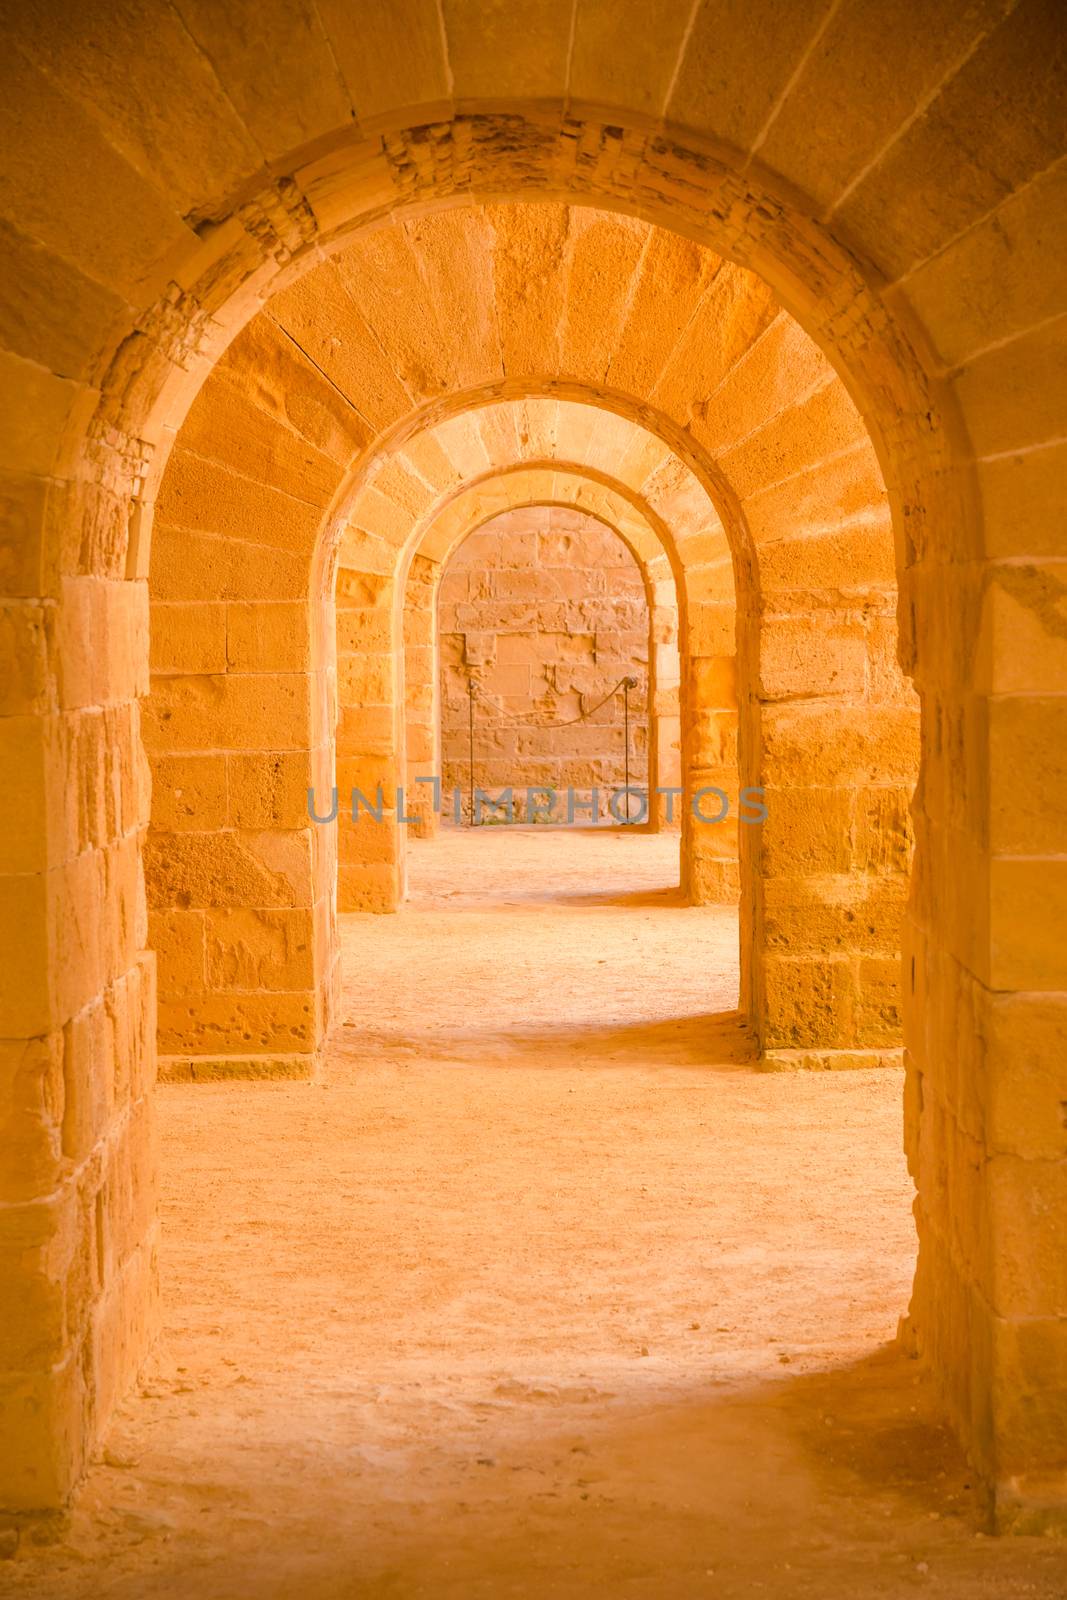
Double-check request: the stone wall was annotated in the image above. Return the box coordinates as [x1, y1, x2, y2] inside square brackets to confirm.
[143, 341, 341, 1083]
[438, 508, 650, 824]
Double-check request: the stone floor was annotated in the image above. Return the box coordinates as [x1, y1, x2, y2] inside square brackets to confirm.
[6, 829, 1065, 1597]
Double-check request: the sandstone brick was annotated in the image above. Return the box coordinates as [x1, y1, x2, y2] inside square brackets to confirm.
[157, 990, 318, 1055]
[148, 909, 206, 998]
[151, 753, 227, 833]
[763, 955, 857, 1051]
[142, 672, 313, 754]
[337, 862, 401, 914]
[204, 908, 315, 991]
[227, 751, 315, 831]
[143, 830, 311, 911]
[0, 1033, 64, 1204]
[989, 858, 1067, 991]
[156, 449, 324, 551]
[150, 602, 226, 675]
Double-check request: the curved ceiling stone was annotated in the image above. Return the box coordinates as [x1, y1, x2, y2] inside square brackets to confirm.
[155, 206, 892, 630]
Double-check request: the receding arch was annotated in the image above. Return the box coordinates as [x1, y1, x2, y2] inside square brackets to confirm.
[400, 485, 688, 850]
[428, 503, 665, 839]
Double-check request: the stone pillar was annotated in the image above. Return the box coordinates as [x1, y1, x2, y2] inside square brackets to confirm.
[753, 606, 917, 1069]
[902, 503, 1067, 1530]
[334, 563, 403, 911]
[144, 588, 336, 1080]
[649, 584, 682, 832]
[682, 597, 740, 904]
[0, 554, 159, 1513]
[403, 555, 440, 840]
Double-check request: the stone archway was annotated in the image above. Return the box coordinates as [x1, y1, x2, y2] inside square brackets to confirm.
[2, 9, 1063, 1526]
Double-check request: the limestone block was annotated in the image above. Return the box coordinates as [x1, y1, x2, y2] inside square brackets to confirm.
[335, 754, 400, 800]
[178, 372, 343, 505]
[763, 875, 907, 960]
[337, 705, 395, 757]
[144, 829, 313, 911]
[42, 851, 105, 1029]
[148, 909, 206, 999]
[987, 694, 1067, 858]
[0, 1355, 88, 1511]
[87, 1217, 158, 1479]
[158, 1053, 316, 1083]
[757, 516, 897, 593]
[758, 616, 867, 699]
[606, 226, 721, 394]
[225, 602, 311, 673]
[668, 0, 842, 152]
[0, 599, 54, 716]
[954, 311, 1067, 463]
[977, 563, 1067, 696]
[180, 0, 353, 152]
[337, 862, 400, 914]
[989, 858, 1067, 990]
[761, 703, 920, 786]
[0, 47, 195, 304]
[902, 154, 1067, 370]
[337, 651, 393, 707]
[204, 908, 315, 991]
[59, 994, 114, 1170]
[690, 709, 737, 768]
[688, 603, 735, 657]
[0, 468, 53, 598]
[143, 672, 313, 754]
[486, 204, 568, 376]
[337, 606, 393, 653]
[977, 439, 1067, 561]
[990, 1314, 1067, 1488]
[561, 213, 646, 384]
[150, 753, 226, 834]
[216, 318, 374, 468]
[341, 515, 406, 571]
[654, 265, 781, 435]
[0, 1034, 64, 1205]
[403, 608, 434, 652]
[157, 990, 318, 1056]
[228, 751, 316, 831]
[762, 954, 857, 1050]
[760, 787, 852, 876]
[156, 448, 326, 555]
[831, 2, 1065, 279]
[150, 602, 226, 675]
[151, 522, 307, 603]
[10, 0, 274, 213]
[854, 956, 905, 1046]
[462, 632, 497, 667]
[0, 1181, 89, 1372]
[695, 312, 827, 457]
[723, 391, 869, 512]
[858, 784, 915, 870]
[986, 1155, 1067, 1319]
[980, 993, 1067, 1161]
[0, 714, 51, 874]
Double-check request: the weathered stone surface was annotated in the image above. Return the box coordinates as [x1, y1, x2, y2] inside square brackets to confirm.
[0, 10, 1061, 1534]
[434, 508, 650, 821]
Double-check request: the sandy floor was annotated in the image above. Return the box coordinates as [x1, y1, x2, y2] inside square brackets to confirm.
[7, 829, 1065, 1597]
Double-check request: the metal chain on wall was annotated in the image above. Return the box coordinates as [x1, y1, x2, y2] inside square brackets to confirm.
[464, 674, 642, 825]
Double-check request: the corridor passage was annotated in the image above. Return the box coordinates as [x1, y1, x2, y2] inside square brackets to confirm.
[7, 833, 1063, 1598]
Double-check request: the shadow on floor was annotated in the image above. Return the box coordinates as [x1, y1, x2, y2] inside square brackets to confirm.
[534, 883, 690, 908]
[12, 1346, 1066, 1600]
[337, 1008, 757, 1069]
